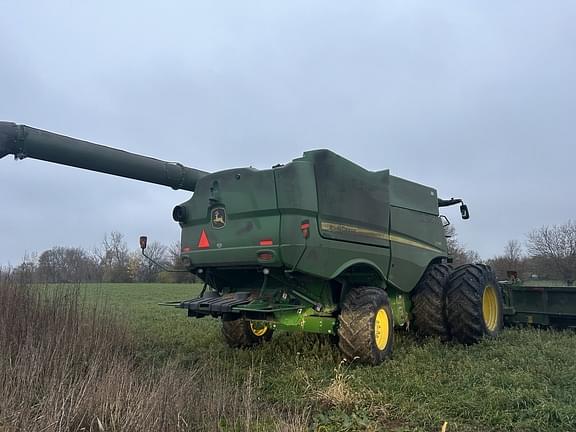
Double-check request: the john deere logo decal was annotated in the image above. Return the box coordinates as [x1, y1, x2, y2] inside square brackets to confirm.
[211, 207, 226, 229]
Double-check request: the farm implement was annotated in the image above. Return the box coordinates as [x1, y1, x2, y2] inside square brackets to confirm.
[501, 273, 576, 328]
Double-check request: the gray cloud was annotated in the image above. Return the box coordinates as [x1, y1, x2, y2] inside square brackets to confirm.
[1, 0, 575, 264]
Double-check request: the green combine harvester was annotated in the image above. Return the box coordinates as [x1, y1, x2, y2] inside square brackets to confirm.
[1, 122, 572, 364]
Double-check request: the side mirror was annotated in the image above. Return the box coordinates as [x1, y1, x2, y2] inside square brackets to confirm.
[460, 204, 470, 220]
[139, 235, 148, 251]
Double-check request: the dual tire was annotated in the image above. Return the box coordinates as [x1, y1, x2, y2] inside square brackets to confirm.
[411, 263, 504, 344]
[446, 264, 504, 344]
[411, 263, 452, 340]
[337, 264, 504, 365]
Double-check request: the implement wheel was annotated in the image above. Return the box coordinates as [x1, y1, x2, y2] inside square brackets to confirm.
[446, 264, 503, 344]
[337, 286, 394, 365]
[222, 317, 273, 348]
[411, 263, 452, 340]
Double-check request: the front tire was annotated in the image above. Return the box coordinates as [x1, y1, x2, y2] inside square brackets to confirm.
[222, 318, 273, 348]
[446, 264, 504, 344]
[411, 263, 452, 340]
[337, 286, 394, 365]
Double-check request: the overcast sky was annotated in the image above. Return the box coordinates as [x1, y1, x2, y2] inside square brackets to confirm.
[1, 0, 575, 265]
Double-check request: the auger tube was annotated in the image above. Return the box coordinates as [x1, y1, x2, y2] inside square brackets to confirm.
[0, 122, 208, 192]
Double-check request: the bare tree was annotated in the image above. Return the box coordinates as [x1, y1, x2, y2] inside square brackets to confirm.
[12, 252, 38, 284]
[526, 220, 576, 281]
[95, 232, 131, 282]
[486, 240, 525, 280]
[503, 240, 523, 263]
[129, 241, 168, 282]
[37, 247, 100, 283]
[444, 225, 481, 267]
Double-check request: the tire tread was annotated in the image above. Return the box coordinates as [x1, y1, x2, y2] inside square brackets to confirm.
[411, 263, 452, 339]
[337, 286, 393, 365]
[446, 264, 503, 344]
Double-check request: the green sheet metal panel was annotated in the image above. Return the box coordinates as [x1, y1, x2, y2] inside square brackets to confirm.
[389, 176, 438, 215]
[180, 168, 281, 267]
[388, 206, 447, 292]
[302, 149, 391, 248]
[274, 160, 318, 270]
[503, 283, 576, 328]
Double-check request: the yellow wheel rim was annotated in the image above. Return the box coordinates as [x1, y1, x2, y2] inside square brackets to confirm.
[482, 285, 499, 331]
[250, 322, 268, 337]
[374, 308, 390, 350]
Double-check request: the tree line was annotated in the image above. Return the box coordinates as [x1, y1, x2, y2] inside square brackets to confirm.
[12, 231, 195, 284]
[450, 219, 576, 282]
[8, 220, 576, 284]
[486, 220, 576, 282]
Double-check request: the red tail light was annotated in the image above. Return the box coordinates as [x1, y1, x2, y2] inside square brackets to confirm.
[300, 220, 310, 239]
[259, 239, 273, 246]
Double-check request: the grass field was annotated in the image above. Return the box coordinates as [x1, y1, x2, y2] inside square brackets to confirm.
[73, 282, 576, 432]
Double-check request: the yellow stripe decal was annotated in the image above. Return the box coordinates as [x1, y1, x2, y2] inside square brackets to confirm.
[320, 222, 389, 240]
[388, 234, 444, 253]
[320, 221, 443, 253]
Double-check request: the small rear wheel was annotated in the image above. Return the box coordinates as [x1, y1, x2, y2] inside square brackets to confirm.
[337, 286, 394, 365]
[446, 264, 504, 344]
[222, 317, 273, 348]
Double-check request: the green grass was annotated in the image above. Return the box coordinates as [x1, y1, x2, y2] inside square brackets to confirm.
[75, 283, 576, 432]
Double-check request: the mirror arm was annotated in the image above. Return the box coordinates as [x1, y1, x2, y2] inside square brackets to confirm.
[139, 236, 189, 273]
[438, 198, 463, 207]
[140, 249, 190, 273]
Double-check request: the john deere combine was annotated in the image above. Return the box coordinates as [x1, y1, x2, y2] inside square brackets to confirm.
[1, 122, 506, 364]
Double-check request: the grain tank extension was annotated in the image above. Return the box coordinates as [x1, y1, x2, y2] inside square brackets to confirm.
[1, 122, 505, 364]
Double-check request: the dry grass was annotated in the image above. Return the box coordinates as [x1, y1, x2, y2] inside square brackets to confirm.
[314, 359, 357, 410]
[0, 272, 308, 431]
[6, 277, 575, 431]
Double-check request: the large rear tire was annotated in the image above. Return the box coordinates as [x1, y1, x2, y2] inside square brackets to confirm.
[411, 263, 452, 340]
[446, 264, 504, 344]
[222, 318, 273, 348]
[337, 286, 394, 365]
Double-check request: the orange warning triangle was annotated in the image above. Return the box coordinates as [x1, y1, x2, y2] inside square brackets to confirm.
[198, 229, 210, 248]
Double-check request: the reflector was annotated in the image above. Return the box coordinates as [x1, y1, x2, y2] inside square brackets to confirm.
[257, 252, 273, 261]
[198, 229, 210, 248]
